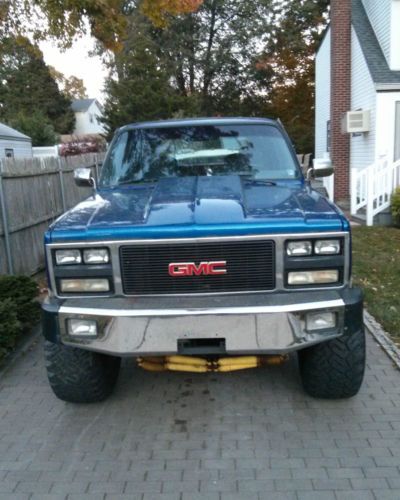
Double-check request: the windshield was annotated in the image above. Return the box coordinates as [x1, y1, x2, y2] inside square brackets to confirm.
[100, 124, 300, 187]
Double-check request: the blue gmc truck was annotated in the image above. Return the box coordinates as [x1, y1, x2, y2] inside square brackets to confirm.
[42, 117, 365, 403]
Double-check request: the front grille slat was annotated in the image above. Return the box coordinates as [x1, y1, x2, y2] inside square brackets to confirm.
[120, 240, 275, 295]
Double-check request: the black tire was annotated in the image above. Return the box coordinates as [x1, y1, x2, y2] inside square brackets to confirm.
[44, 341, 121, 403]
[298, 328, 366, 399]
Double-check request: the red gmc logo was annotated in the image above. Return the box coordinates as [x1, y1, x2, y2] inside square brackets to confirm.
[169, 261, 227, 277]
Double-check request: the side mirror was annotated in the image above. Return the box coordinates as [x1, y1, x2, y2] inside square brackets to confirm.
[308, 158, 334, 179]
[74, 167, 95, 188]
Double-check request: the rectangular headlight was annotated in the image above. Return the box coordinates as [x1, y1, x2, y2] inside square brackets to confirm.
[315, 240, 341, 255]
[288, 270, 339, 285]
[83, 248, 110, 264]
[60, 278, 110, 293]
[67, 319, 98, 337]
[55, 249, 82, 265]
[287, 241, 312, 256]
[306, 312, 337, 331]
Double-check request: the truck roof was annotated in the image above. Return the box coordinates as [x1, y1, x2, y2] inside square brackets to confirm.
[120, 117, 278, 131]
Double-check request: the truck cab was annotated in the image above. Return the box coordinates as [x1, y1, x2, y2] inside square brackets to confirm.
[42, 118, 365, 403]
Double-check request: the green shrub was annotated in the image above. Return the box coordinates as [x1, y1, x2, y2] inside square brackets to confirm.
[392, 187, 400, 227]
[0, 299, 21, 357]
[0, 275, 40, 328]
[0, 275, 40, 359]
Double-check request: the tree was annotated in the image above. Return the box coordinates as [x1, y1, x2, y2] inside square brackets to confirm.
[101, 0, 329, 149]
[0, 0, 204, 52]
[0, 0, 127, 52]
[0, 37, 75, 141]
[141, 0, 203, 26]
[266, 68, 316, 153]
[255, 0, 330, 152]
[102, 0, 275, 134]
[49, 67, 88, 100]
[9, 111, 59, 146]
[101, 12, 190, 135]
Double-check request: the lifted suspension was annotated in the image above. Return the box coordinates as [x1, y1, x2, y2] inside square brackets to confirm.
[137, 355, 289, 373]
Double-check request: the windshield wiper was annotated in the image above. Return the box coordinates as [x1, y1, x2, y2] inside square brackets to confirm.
[239, 175, 277, 186]
[116, 179, 158, 186]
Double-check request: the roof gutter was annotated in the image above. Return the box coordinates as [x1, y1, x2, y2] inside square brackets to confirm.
[375, 83, 400, 92]
[0, 135, 32, 142]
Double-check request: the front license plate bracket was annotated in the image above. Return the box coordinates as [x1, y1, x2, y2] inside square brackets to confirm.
[178, 338, 226, 355]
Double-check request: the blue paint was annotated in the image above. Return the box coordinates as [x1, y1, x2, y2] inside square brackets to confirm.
[46, 175, 348, 243]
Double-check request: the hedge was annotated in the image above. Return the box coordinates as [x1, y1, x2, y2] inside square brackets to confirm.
[392, 187, 400, 227]
[0, 275, 40, 359]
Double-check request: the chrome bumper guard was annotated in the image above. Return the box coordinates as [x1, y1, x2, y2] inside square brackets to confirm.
[48, 293, 346, 356]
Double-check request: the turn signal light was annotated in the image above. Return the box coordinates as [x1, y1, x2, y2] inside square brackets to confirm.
[288, 270, 339, 285]
[60, 278, 110, 293]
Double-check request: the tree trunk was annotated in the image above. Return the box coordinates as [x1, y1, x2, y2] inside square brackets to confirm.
[202, 0, 217, 108]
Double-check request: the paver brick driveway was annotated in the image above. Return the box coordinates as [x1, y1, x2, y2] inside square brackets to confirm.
[0, 332, 399, 500]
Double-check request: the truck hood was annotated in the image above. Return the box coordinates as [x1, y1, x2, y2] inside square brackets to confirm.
[48, 175, 347, 242]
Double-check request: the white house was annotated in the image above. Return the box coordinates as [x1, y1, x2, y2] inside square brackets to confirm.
[0, 123, 32, 160]
[71, 98, 105, 136]
[315, 0, 400, 225]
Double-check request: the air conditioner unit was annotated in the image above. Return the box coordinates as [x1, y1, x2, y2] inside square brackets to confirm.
[342, 110, 371, 133]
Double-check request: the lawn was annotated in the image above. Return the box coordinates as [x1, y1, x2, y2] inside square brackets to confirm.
[352, 226, 400, 344]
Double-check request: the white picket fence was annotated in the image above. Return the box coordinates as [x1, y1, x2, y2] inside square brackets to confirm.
[351, 157, 400, 226]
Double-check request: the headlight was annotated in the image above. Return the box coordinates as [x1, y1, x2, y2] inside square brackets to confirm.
[60, 278, 110, 293]
[287, 241, 312, 256]
[67, 319, 98, 337]
[288, 270, 339, 285]
[83, 248, 110, 264]
[306, 312, 337, 331]
[55, 249, 82, 265]
[315, 240, 341, 255]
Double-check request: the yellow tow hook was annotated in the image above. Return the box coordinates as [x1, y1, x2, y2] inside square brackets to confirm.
[137, 355, 289, 373]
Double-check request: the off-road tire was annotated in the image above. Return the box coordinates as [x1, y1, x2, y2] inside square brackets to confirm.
[44, 341, 121, 403]
[298, 328, 365, 399]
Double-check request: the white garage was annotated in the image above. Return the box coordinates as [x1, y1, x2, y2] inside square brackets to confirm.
[0, 123, 33, 160]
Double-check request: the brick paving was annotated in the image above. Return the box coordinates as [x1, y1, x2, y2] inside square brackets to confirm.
[0, 332, 399, 499]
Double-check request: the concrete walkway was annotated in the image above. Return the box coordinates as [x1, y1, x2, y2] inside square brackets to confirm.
[0, 333, 399, 500]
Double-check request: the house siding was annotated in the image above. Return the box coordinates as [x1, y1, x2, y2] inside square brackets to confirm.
[315, 28, 331, 159]
[73, 101, 105, 136]
[0, 138, 32, 159]
[376, 91, 400, 162]
[361, 0, 391, 66]
[350, 27, 376, 170]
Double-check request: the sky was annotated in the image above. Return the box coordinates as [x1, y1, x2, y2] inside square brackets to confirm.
[40, 36, 107, 102]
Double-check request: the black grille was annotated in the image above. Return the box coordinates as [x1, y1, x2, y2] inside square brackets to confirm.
[120, 240, 275, 295]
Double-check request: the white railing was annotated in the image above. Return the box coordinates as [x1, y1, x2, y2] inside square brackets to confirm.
[351, 157, 400, 225]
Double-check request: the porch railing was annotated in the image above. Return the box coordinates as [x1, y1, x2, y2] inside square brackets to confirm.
[351, 157, 400, 226]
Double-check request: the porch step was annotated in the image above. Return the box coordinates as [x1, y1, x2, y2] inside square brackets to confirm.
[345, 209, 392, 226]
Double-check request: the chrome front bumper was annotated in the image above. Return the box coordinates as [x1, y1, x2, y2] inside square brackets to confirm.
[42, 291, 356, 357]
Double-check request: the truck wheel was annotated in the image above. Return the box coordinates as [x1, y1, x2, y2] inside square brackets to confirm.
[298, 328, 365, 399]
[44, 341, 121, 403]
